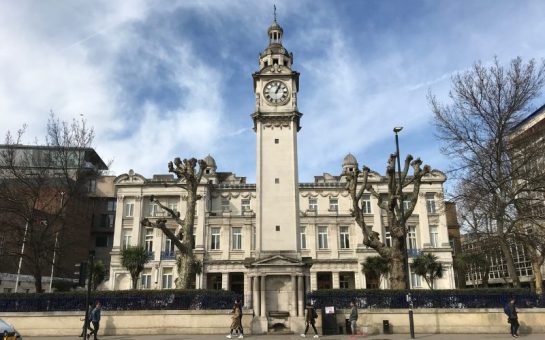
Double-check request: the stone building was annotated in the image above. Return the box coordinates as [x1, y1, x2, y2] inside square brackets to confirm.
[108, 19, 454, 332]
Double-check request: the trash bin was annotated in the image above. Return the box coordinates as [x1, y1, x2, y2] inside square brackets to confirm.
[383, 319, 391, 334]
[321, 306, 338, 335]
[345, 318, 352, 335]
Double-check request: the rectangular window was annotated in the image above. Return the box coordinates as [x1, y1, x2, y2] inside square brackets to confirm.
[329, 197, 338, 212]
[211, 227, 220, 250]
[407, 225, 417, 250]
[318, 226, 329, 249]
[95, 235, 108, 247]
[339, 226, 350, 249]
[362, 195, 372, 214]
[429, 225, 439, 248]
[122, 230, 132, 249]
[300, 226, 307, 249]
[275, 178, 280, 184]
[410, 270, 422, 288]
[148, 202, 161, 217]
[403, 199, 411, 211]
[309, 197, 318, 211]
[124, 202, 134, 217]
[241, 199, 250, 212]
[107, 200, 116, 212]
[141, 270, 152, 289]
[221, 198, 230, 212]
[232, 227, 242, 250]
[144, 228, 154, 253]
[274, 138, 279, 144]
[385, 228, 392, 247]
[162, 268, 173, 289]
[164, 236, 175, 253]
[426, 193, 437, 214]
[168, 201, 178, 213]
[449, 237, 455, 255]
[87, 179, 96, 193]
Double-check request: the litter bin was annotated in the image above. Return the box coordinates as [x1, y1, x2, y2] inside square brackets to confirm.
[383, 319, 391, 334]
[321, 306, 338, 335]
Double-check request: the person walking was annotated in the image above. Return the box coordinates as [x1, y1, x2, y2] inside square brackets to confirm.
[301, 302, 319, 338]
[80, 303, 93, 338]
[349, 300, 358, 337]
[226, 299, 244, 339]
[507, 297, 519, 338]
[88, 301, 102, 340]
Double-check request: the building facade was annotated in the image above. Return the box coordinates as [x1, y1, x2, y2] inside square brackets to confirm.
[108, 19, 454, 331]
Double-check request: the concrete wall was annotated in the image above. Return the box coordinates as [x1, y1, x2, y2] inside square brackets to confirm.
[0, 309, 253, 336]
[2, 308, 545, 336]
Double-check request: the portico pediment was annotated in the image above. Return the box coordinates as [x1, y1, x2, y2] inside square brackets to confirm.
[245, 254, 309, 268]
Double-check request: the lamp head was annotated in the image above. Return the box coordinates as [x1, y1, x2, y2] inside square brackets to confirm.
[393, 127, 403, 133]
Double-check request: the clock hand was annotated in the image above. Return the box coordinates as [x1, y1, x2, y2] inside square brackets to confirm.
[275, 84, 281, 94]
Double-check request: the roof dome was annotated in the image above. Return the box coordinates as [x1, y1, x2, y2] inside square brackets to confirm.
[204, 154, 217, 168]
[342, 153, 358, 168]
[267, 20, 283, 34]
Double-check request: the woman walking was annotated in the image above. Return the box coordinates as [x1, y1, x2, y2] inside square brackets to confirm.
[301, 302, 319, 338]
[226, 299, 244, 339]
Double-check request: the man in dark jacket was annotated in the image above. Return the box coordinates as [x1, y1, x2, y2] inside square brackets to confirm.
[507, 297, 519, 338]
[301, 302, 319, 338]
[88, 301, 102, 340]
[349, 301, 358, 336]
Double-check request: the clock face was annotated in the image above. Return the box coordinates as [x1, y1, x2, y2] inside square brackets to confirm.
[264, 81, 289, 104]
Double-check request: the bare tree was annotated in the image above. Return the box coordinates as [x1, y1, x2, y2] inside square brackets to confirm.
[141, 157, 206, 289]
[430, 57, 545, 288]
[346, 154, 430, 289]
[0, 113, 99, 292]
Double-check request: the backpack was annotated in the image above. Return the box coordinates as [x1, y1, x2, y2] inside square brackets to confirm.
[503, 303, 510, 316]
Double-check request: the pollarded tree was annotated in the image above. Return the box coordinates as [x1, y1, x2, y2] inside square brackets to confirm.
[141, 157, 206, 289]
[346, 154, 430, 289]
[362, 256, 390, 289]
[411, 253, 444, 290]
[121, 246, 150, 290]
[430, 57, 545, 287]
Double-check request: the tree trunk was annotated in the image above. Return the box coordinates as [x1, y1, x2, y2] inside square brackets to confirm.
[176, 254, 193, 289]
[132, 274, 138, 289]
[498, 237, 520, 287]
[389, 238, 406, 289]
[33, 273, 43, 293]
[529, 249, 544, 294]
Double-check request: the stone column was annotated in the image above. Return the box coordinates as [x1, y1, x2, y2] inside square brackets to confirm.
[254, 276, 261, 317]
[332, 272, 340, 289]
[222, 273, 229, 291]
[201, 272, 207, 289]
[244, 274, 252, 308]
[260, 275, 266, 317]
[290, 275, 297, 317]
[310, 272, 317, 291]
[297, 275, 304, 316]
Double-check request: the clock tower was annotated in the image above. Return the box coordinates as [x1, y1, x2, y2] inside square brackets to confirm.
[252, 18, 302, 253]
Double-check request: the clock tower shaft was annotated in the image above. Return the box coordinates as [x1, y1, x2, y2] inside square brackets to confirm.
[252, 19, 302, 253]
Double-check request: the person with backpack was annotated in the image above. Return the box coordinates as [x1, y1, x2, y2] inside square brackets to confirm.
[505, 297, 519, 338]
[88, 301, 102, 340]
[301, 302, 319, 338]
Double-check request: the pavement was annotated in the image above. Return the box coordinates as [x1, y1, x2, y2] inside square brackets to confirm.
[24, 334, 544, 340]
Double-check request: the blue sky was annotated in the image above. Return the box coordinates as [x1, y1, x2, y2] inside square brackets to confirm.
[1, 0, 544, 195]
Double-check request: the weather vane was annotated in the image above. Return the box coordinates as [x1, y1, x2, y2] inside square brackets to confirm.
[274, 5, 277, 22]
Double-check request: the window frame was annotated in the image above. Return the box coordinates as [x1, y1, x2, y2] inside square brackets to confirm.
[210, 227, 221, 250]
[231, 227, 242, 250]
[317, 226, 329, 249]
[339, 226, 350, 249]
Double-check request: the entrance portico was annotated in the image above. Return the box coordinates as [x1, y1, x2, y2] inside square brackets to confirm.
[245, 254, 311, 333]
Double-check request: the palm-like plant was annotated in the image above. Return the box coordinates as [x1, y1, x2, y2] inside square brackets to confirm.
[411, 253, 443, 290]
[91, 260, 106, 291]
[362, 256, 391, 288]
[121, 246, 150, 289]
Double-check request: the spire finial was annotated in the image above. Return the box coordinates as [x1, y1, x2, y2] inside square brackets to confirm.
[273, 5, 277, 22]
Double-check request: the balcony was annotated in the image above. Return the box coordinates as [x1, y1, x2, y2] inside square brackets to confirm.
[146, 251, 155, 260]
[161, 251, 176, 260]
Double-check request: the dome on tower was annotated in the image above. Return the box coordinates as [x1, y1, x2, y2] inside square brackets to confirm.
[204, 154, 217, 169]
[267, 20, 283, 35]
[342, 153, 358, 168]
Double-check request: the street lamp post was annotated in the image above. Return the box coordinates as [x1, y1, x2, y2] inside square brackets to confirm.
[393, 126, 415, 339]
